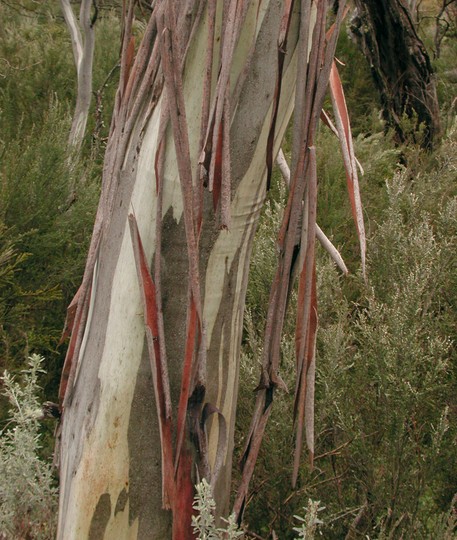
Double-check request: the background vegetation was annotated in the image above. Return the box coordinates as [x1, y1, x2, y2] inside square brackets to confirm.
[0, 1, 455, 538]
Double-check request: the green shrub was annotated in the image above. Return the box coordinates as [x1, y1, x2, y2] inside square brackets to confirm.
[0, 354, 57, 539]
[0, 3, 75, 142]
[0, 101, 99, 383]
[237, 123, 457, 539]
[192, 479, 243, 539]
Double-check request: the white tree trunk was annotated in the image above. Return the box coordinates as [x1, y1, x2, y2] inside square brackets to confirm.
[57, 0, 354, 535]
[61, 0, 95, 150]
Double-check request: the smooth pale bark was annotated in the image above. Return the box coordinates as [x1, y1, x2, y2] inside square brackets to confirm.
[57, 2, 302, 537]
[61, 0, 95, 149]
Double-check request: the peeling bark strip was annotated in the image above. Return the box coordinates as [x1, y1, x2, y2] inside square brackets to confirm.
[234, 0, 350, 517]
[293, 145, 318, 480]
[266, 0, 295, 190]
[329, 62, 366, 277]
[276, 148, 349, 274]
[128, 215, 174, 508]
[200, 0, 250, 228]
[57, 0, 363, 537]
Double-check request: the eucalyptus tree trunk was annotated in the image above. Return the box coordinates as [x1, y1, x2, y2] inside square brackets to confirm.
[56, 1, 352, 538]
[61, 0, 96, 150]
[351, 0, 441, 148]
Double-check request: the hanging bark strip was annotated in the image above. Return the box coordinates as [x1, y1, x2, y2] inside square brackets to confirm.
[320, 109, 365, 176]
[58, 285, 87, 404]
[266, 0, 295, 190]
[290, 0, 312, 167]
[58, 285, 81, 347]
[200, 0, 250, 227]
[128, 215, 175, 509]
[276, 148, 349, 274]
[292, 145, 318, 486]
[197, 0, 217, 225]
[329, 61, 366, 276]
[268, 0, 326, 397]
[119, 0, 136, 101]
[234, 0, 348, 519]
[60, 234, 100, 407]
[123, 14, 160, 118]
[269, 1, 322, 386]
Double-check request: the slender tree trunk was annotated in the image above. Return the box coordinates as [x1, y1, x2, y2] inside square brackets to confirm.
[61, 0, 96, 150]
[351, 0, 441, 148]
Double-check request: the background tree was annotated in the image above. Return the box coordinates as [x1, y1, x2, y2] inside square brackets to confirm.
[351, 0, 441, 148]
[61, 0, 98, 150]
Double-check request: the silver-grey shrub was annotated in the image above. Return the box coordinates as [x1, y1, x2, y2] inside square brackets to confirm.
[0, 354, 57, 539]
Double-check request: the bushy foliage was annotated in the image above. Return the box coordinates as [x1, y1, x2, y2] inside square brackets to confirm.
[314, 167, 456, 537]
[192, 480, 326, 540]
[0, 3, 75, 141]
[0, 354, 57, 539]
[0, 2, 119, 414]
[192, 479, 243, 540]
[0, 100, 100, 421]
[238, 121, 457, 539]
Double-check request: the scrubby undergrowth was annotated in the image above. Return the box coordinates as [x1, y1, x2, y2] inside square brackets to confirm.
[0, 2, 456, 539]
[237, 119, 457, 539]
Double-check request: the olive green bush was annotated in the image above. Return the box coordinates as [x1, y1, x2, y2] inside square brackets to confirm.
[237, 125, 457, 538]
[0, 3, 120, 409]
[0, 100, 100, 414]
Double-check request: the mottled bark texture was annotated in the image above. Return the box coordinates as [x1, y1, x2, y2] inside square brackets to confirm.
[56, 1, 356, 538]
[352, 0, 440, 148]
[57, 2, 299, 538]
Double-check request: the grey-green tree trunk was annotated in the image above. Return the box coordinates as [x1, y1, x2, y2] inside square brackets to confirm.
[57, 2, 303, 537]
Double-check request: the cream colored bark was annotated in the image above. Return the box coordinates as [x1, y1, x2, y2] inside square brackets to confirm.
[57, 2, 302, 537]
